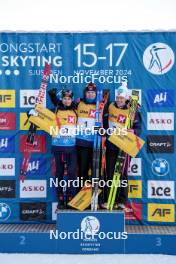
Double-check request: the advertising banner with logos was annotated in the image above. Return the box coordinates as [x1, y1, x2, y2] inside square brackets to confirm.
[0, 32, 175, 225]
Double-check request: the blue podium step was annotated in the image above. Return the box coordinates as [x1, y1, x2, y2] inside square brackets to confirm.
[0, 211, 175, 255]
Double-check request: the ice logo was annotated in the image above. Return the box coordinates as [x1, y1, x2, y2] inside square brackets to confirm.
[81, 216, 100, 235]
[152, 159, 169, 176]
[143, 43, 174, 75]
[0, 203, 11, 221]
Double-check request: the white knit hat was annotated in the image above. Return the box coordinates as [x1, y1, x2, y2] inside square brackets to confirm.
[116, 82, 129, 99]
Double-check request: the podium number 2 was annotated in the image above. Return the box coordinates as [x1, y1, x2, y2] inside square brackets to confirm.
[19, 235, 26, 245]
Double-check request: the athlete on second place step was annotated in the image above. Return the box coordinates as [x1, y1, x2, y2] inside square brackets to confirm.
[48, 88, 78, 209]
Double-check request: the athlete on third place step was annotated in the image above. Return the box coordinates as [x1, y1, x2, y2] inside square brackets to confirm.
[102, 83, 142, 211]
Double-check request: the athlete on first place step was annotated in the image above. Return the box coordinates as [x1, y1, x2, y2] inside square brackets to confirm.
[76, 82, 97, 191]
[48, 88, 78, 210]
[102, 83, 142, 211]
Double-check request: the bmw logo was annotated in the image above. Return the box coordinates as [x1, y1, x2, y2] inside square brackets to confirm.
[0, 203, 11, 221]
[152, 159, 169, 176]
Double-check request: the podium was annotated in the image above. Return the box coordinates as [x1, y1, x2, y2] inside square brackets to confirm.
[0, 211, 176, 254]
[55, 211, 125, 254]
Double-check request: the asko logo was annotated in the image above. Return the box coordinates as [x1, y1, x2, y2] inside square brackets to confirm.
[0, 113, 16, 130]
[0, 158, 15, 176]
[148, 204, 175, 222]
[147, 112, 174, 131]
[20, 90, 46, 108]
[143, 43, 175, 75]
[128, 158, 141, 176]
[20, 180, 47, 198]
[148, 180, 174, 199]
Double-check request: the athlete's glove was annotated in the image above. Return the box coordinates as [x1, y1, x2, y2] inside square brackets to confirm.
[48, 88, 58, 106]
[24, 108, 38, 126]
[28, 109, 38, 117]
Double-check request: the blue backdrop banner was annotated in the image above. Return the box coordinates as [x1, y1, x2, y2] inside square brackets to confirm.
[0, 32, 175, 225]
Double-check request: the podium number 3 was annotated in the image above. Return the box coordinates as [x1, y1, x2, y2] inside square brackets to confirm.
[156, 237, 162, 246]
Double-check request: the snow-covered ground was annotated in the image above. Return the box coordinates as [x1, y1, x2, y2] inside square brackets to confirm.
[0, 254, 176, 264]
